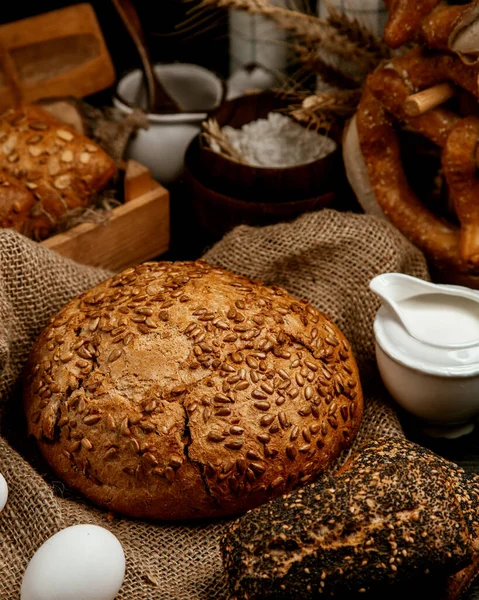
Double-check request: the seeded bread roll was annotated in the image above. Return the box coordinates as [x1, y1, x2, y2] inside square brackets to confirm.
[0, 104, 116, 240]
[221, 436, 479, 599]
[0, 170, 35, 231]
[22, 261, 363, 520]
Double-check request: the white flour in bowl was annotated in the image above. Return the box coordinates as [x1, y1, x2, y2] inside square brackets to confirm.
[210, 112, 337, 168]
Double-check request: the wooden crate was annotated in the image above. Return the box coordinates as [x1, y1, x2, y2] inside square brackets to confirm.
[0, 4, 116, 112]
[41, 160, 170, 271]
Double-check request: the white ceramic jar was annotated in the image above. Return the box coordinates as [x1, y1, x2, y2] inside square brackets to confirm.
[228, 0, 289, 77]
[114, 63, 224, 184]
[374, 298, 479, 438]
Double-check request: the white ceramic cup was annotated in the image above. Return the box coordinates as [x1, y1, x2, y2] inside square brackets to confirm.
[374, 306, 479, 438]
[114, 63, 224, 184]
[375, 340, 479, 438]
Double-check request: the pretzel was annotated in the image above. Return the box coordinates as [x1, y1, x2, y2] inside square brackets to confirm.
[364, 48, 479, 145]
[442, 117, 479, 265]
[383, 47, 479, 99]
[345, 4, 479, 280]
[356, 87, 463, 272]
[365, 64, 460, 148]
[419, 4, 472, 51]
[383, 0, 441, 48]
[353, 45, 479, 278]
[384, 0, 479, 58]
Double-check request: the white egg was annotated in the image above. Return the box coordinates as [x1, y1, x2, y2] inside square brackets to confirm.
[0, 473, 8, 512]
[21, 524, 125, 600]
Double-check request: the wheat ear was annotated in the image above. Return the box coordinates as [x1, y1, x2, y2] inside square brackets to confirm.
[202, 118, 247, 163]
[199, 0, 383, 70]
[326, 6, 391, 60]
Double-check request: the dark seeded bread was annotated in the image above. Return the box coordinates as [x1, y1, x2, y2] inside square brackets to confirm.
[22, 260, 363, 520]
[221, 436, 478, 599]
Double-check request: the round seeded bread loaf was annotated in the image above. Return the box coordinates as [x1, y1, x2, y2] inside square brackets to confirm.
[23, 261, 363, 520]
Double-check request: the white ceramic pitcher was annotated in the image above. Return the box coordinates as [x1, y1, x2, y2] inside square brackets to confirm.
[371, 273, 479, 438]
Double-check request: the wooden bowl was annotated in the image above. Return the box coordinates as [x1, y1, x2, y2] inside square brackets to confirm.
[185, 135, 335, 239]
[198, 91, 342, 202]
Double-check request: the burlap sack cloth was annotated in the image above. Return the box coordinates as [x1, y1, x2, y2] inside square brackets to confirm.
[0, 209, 429, 599]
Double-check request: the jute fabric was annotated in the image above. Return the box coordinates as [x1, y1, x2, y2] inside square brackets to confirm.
[0, 209, 429, 598]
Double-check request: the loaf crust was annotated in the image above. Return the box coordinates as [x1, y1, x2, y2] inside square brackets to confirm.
[0, 170, 35, 231]
[23, 261, 363, 520]
[0, 104, 116, 239]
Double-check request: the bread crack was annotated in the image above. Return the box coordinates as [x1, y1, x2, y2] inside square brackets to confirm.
[197, 461, 220, 507]
[181, 401, 220, 507]
[285, 331, 324, 362]
[182, 403, 192, 462]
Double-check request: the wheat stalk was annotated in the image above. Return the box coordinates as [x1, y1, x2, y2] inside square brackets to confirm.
[201, 0, 270, 10]
[287, 89, 361, 131]
[198, 0, 380, 70]
[192, 1, 388, 136]
[301, 90, 362, 115]
[293, 44, 362, 88]
[202, 118, 247, 163]
[297, 90, 361, 116]
[199, 0, 324, 38]
[289, 106, 335, 132]
[326, 6, 391, 61]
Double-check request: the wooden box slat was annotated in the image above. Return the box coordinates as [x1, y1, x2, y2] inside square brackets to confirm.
[41, 161, 170, 272]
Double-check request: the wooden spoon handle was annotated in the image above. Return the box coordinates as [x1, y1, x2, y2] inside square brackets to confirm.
[111, 0, 180, 113]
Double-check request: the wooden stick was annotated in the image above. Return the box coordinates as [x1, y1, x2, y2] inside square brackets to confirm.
[403, 82, 455, 117]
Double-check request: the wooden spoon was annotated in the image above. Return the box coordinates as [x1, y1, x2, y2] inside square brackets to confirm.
[111, 0, 181, 114]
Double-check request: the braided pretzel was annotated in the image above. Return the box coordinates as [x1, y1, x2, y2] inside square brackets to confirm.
[351, 45, 479, 281]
